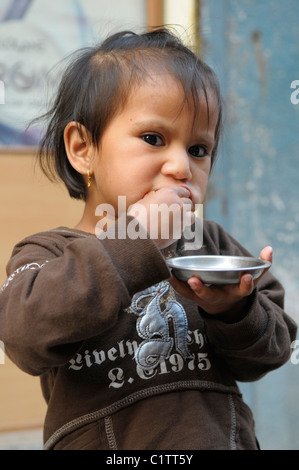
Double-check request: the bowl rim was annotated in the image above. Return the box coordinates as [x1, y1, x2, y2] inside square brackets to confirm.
[166, 255, 272, 272]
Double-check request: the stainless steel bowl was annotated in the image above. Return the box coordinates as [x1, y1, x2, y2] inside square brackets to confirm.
[166, 255, 271, 285]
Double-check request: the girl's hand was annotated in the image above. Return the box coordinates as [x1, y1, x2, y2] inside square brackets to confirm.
[128, 186, 194, 249]
[169, 246, 273, 319]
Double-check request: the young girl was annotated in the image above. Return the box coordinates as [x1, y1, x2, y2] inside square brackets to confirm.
[0, 29, 296, 450]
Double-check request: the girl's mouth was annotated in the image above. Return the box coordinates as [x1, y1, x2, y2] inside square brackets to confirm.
[179, 184, 193, 201]
[178, 185, 196, 211]
[143, 189, 156, 197]
[143, 186, 195, 210]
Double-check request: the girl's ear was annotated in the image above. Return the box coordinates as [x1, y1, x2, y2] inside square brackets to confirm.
[64, 121, 93, 175]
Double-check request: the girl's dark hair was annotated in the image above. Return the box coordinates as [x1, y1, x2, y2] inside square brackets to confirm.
[36, 28, 223, 200]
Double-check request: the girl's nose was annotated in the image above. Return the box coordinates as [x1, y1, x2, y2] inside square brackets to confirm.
[161, 149, 192, 181]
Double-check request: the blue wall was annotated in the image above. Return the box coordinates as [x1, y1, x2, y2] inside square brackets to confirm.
[201, 0, 299, 450]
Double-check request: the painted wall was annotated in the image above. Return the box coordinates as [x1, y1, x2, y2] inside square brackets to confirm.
[201, 0, 299, 449]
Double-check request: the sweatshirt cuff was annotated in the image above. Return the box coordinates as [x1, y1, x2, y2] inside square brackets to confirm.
[201, 290, 269, 351]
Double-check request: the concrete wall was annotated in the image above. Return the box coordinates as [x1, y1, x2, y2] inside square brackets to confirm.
[201, 0, 299, 449]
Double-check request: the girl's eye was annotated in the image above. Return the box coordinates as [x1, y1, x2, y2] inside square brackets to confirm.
[142, 134, 164, 146]
[188, 145, 209, 158]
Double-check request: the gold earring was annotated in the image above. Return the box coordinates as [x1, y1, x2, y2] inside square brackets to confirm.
[87, 169, 91, 188]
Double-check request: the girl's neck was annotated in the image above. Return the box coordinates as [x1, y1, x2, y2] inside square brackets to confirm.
[75, 200, 97, 234]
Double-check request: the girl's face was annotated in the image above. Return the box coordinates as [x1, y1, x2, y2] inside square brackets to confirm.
[89, 74, 218, 217]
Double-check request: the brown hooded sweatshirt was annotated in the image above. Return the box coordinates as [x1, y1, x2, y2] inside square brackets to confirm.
[0, 217, 297, 450]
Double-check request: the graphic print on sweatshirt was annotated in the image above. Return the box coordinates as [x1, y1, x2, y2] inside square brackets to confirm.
[127, 281, 192, 370]
[68, 280, 212, 389]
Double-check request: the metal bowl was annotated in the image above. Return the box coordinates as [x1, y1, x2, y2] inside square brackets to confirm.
[166, 255, 271, 285]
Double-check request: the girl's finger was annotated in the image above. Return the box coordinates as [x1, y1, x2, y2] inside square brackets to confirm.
[238, 274, 254, 296]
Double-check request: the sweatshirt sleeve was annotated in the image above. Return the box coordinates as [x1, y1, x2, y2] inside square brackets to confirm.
[0, 216, 170, 376]
[197, 221, 298, 381]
